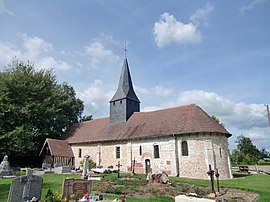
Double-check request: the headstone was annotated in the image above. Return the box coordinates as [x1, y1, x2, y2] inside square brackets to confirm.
[81, 155, 90, 179]
[0, 155, 12, 176]
[8, 169, 43, 202]
[62, 178, 91, 201]
[54, 166, 71, 174]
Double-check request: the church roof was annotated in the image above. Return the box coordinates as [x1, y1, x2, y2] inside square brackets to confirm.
[65, 104, 231, 144]
[39, 138, 74, 157]
[110, 58, 140, 102]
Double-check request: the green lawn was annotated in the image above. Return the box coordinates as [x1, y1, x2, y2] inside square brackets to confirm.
[0, 173, 269, 202]
[171, 173, 270, 202]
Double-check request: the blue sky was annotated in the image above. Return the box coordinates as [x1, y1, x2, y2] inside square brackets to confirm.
[1, 0, 270, 151]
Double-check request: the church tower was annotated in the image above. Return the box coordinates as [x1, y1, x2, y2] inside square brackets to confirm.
[110, 58, 140, 124]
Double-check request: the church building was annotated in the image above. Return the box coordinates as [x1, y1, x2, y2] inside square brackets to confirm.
[41, 57, 232, 179]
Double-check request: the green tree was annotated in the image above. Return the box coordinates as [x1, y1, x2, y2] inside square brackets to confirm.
[260, 148, 270, 158]
[80, 115, 93, 122]
[230, 135, 261, 165]
[211, 115, 225, 128]
[0, 60, 84, 158]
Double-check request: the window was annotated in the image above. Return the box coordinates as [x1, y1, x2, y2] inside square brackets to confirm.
[113, 102, 115, 106]
[78, 148, 82, 158]
[182, 141, 188, 156]
[154, 145, 160, 158]
[219, 148, 222, 158]
[139, 145, 142, 155]
[120, 100, 122, 104]
[116, 146, 120, 159]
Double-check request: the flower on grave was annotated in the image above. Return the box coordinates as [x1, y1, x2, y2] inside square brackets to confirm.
[84, 192, 90, 200]
[70, 193, 76, 199]
[31, 197, 39, 202]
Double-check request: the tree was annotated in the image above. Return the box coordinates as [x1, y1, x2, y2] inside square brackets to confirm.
[80, 115, 93, 122]
[260, 148, 270, 158]
[211, 115, 225, 128]
[230, 135, 261, 165]
[0, 60, 84, 159]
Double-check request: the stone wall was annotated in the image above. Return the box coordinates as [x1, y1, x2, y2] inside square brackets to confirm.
[70, 132, 232, 179]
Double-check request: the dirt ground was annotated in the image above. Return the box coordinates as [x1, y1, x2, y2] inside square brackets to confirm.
[125, 183, 259, 202]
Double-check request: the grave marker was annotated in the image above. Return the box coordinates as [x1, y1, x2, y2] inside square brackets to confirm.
[8, 169, 42, 202]
[62, 178, 91, 200]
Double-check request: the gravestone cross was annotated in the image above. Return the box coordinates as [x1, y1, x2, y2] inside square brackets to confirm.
[116, 161, 122, 178]
[8, 169, 42, 202]
[21, 169, 34, 200]
[207, 164, 215, 194]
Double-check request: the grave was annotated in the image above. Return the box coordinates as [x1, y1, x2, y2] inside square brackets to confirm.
[81, 155, 90, 179]
[8, 169, 43, 202]
[62, 178, 91, 201]
[54, 165, 71, 174]
[0, 155, 12, 176]
[175, 195, 216, 202]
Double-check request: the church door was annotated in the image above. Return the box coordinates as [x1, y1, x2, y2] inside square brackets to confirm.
[145, 159, 151, 174]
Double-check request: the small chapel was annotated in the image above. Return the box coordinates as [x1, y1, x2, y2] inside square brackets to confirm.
[40, 57, 232, 179]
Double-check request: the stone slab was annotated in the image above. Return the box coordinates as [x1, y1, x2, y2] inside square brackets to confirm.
[175, 195, 215, 202]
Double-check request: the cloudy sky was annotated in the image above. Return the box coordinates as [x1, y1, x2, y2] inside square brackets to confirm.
[1, 0, 270, 151]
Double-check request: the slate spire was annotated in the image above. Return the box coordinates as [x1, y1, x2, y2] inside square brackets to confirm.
[110, 58, 140, 124]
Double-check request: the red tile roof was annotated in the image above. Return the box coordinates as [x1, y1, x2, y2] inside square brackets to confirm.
[40, 138, 74, 157]
[65, 104, 231, 144]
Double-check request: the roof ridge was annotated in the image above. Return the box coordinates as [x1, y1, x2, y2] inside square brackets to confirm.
[136, 104, 197, 114]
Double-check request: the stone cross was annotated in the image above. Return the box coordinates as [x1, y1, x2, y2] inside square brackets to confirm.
[8, 169, 42, 202]
[21, 169, 34, 200]
[81, 155, 90, 179]
[116, 161, 122, 178]
[207, 164, 215, 193]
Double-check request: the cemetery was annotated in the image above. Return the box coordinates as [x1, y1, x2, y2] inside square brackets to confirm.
[0, 155, 269, 202]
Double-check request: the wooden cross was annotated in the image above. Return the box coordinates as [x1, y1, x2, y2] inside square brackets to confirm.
[21, 169, 35, 200]
[116, 161, 122, 178]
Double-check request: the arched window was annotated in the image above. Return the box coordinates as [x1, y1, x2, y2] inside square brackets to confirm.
[182, 141, 188, 156]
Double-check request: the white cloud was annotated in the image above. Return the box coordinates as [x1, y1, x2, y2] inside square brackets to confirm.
[155, 86, 173, 97]
[0, 42, 22, 64]
[0, 0, 14, 16]
[240, 0, 269, 13]
[153, 12, 201, 47]
[0, 34, 71, 70]
[190, 2, 214, 26]
[176, 89, 267, 130]
[77, 80, 114, 116]
[153, 3, 214, 47]
[84, 41, 119, 69]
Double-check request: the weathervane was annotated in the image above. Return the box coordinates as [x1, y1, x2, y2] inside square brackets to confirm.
[124, 42, 127, 58]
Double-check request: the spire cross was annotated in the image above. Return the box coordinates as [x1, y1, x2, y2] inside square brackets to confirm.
[124, 43, 127, 58]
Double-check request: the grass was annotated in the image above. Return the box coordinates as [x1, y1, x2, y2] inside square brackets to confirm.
[0, 172, 269, 202]
[171, 173, 270, 202]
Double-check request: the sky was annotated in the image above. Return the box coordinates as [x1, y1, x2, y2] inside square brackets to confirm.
[0, 0, 270, 152]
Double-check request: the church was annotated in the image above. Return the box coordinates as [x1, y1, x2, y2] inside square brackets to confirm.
[40, 57, 232, 179]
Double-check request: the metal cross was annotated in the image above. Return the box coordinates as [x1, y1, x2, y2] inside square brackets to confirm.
[207, 165, 215, 193]
[116, 161, 122, 178]
[124, 42, 127, 58]
[215, 168, 220, 193]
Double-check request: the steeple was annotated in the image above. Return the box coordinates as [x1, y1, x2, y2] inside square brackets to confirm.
[110, 58, 140, 124]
